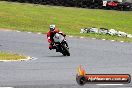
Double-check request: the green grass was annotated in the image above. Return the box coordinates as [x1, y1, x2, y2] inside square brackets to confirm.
[0, 51, 26, 60]
[0, 1, 132, 42]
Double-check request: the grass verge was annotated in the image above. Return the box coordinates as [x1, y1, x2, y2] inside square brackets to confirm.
[0, 51, 26, 61]
[0, 1, 132, 42]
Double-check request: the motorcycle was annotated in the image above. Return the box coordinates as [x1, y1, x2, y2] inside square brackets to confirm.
[53, 33, 70, 56]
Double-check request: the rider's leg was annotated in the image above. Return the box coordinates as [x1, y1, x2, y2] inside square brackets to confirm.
[49, 43, 53, 50]
[49, 43, 56, 50]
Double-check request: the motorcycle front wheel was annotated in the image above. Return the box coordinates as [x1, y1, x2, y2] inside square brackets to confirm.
[62, 44, 70, 56]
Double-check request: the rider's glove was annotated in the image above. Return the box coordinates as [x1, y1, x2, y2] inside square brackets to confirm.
[63, 34, 66, 37]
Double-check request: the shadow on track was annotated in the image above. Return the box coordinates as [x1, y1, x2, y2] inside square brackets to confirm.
[46, 55, 66, 57]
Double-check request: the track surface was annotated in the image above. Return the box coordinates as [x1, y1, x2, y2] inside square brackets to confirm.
[0, 30, 132, 88]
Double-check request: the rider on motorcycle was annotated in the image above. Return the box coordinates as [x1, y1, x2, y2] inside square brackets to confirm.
[47, 24, 67, 50]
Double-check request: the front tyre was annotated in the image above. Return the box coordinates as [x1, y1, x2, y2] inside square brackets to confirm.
[62, 44, 70, 56]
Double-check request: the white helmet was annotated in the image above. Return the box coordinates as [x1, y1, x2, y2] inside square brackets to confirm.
[50, 24, 55, 32]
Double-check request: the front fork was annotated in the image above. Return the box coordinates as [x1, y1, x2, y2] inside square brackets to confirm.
[63, 39, 69, 48]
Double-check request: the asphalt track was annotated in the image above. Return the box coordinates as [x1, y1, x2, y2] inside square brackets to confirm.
[0, 30, 132, 88]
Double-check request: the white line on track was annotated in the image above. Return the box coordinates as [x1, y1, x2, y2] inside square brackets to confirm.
[92, 38, 96, 39]
[96, 84, 124, 86]
[27, 32, 32, 33]
[0, 87, 13, 88]
[80, 36, 84, 38]
[16, 31, 20, 32]
[69, 36, 73, 37]
[37, 32, 41, 34]
[29, 57, 38, 61]
[111, 40, 115, 42]
[4, 30, 11, 32]
[120, 41, 124, 43]
[1, 29, 129, 44]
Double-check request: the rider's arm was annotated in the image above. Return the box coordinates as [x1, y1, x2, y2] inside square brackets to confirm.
[59, 31, 66, 37]
[47, 31, 52, 43]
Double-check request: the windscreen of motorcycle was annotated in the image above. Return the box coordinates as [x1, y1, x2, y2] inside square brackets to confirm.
[53, 33, 64, 43]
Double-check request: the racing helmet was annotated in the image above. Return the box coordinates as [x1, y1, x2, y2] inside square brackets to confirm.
[50, 24, 55, 32]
